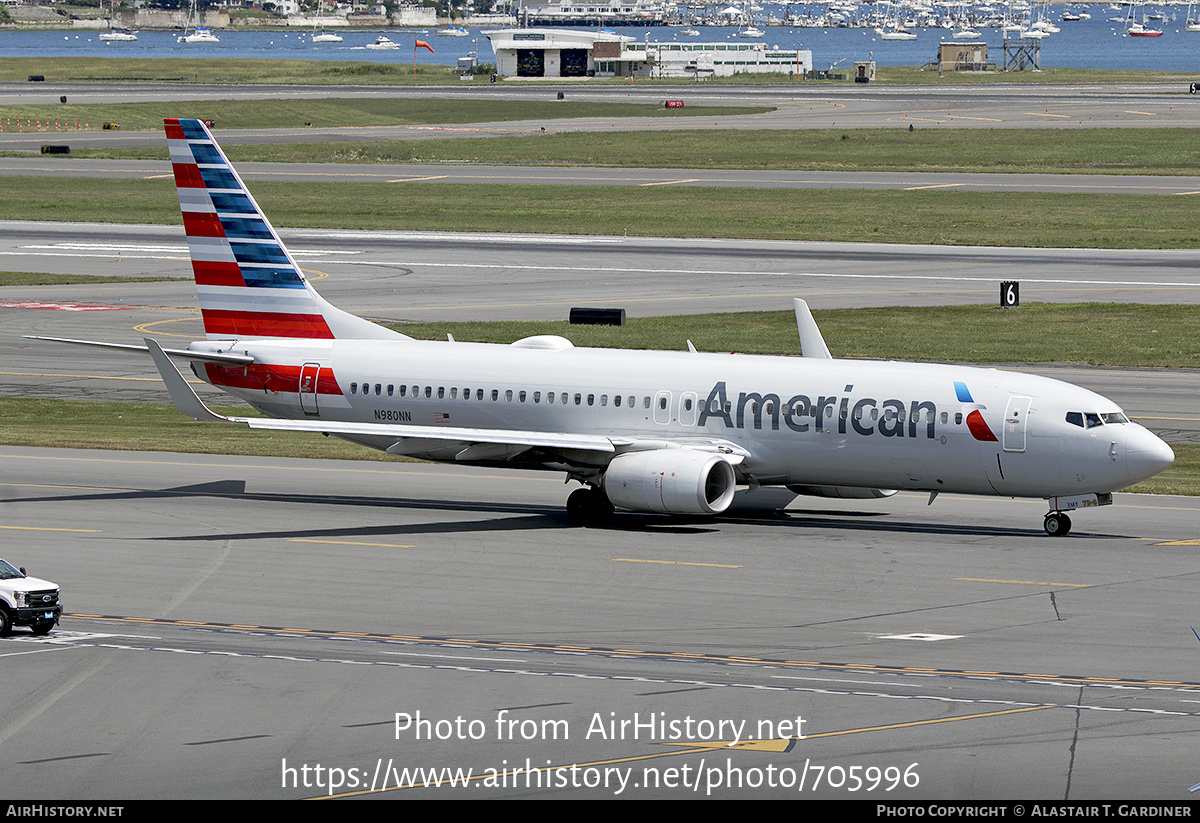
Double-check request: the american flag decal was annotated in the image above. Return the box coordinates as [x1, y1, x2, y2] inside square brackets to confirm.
[434, 412, 451, 424]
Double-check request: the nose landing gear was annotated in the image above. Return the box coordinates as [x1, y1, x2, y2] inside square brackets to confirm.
[1043, 512, 1072, 537]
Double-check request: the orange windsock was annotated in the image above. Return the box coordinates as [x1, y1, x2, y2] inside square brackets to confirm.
[416, 39, 434, 52]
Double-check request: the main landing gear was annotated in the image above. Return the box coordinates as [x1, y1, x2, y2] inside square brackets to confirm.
[1043, 512, 1072, 537]
[567, 487, 614, 526]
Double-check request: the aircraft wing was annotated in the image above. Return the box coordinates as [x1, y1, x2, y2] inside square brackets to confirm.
[145, 338, 749, 461]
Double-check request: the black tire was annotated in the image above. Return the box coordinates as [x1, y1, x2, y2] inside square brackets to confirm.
[0, 608, 11, 638]
[31, 620, 53, 636]
[1044, 513, 1072, 537]
[566, 488, 613, 526]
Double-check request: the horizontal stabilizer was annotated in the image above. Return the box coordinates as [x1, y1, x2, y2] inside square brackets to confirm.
[26, 335, 254, 366]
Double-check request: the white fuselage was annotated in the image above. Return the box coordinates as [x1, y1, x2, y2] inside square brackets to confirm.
[191, 336, 1171, 500]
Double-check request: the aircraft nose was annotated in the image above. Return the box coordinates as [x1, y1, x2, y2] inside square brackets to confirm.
[1125, 426, 1175, 485]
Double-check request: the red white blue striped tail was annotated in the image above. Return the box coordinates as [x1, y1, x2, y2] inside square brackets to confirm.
[165, 118, 402, 341]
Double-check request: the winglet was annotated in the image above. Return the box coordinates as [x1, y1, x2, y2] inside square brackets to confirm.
[144, 337, 233, 423]
[794, 298, 832, 359]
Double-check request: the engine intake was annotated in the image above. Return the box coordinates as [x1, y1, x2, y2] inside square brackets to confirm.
[603, 450, 737, 515]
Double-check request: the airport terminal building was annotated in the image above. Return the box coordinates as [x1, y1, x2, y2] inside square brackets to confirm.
[486, 28, 812, 79]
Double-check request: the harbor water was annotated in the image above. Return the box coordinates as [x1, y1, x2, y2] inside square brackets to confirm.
[2, 5, 1199, 72]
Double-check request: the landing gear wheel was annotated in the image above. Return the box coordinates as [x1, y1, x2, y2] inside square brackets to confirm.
[31, 619, 53, 636]
[567, 487, 614, 526]
[1044, 512, 1072, 537]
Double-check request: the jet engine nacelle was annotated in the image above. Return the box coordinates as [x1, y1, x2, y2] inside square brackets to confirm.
[603, 450, 737, 515]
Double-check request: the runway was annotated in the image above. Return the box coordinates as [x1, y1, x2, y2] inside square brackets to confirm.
[4, 81, 1200, 134]
[3, 446, 1200, 799]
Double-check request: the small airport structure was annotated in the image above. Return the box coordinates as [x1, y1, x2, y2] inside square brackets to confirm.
[485, 28, 812, 79]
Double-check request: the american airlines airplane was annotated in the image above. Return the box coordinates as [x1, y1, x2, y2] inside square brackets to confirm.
[34, 119, 1176, 535]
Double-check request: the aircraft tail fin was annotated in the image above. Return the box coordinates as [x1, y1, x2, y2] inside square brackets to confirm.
[165, 118, 404, 341]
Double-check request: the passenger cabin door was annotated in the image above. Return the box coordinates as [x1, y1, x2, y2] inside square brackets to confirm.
[1002, 395, 1032, 453]
[299, 363, 321, 416]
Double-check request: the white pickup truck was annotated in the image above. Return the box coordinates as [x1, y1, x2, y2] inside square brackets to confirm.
[0, 558, 61, 637]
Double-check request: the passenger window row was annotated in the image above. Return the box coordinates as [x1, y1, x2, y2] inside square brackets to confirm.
[345, 383, 969, 428]
[348, 382, 656, 409]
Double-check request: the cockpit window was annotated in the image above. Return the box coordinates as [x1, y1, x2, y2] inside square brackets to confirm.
[1066, 411, 1112, 429]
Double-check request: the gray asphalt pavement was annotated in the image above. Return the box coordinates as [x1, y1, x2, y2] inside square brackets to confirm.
[4, 447, 1200, 799]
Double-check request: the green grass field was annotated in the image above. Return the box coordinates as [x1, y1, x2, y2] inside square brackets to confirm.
[0, 98, 769, 132]
[50, 127, 1200, 178]
[387, 304, 1200, 368]
[0, 272, 183, 286]
[4, 176, 1200, 249]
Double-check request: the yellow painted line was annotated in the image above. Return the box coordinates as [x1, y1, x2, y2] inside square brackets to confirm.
[385, 175, 449, 183]
[141, 174, 175, 180]
[0, 525, 101, 533]
[664, 738, 794, 752]
[300, 267, 329, 281]
[801, 705, 1052, 740]
[903, 183, 963, 191]
[132, 317, 200, 338]
[1155, 539, 1200, 546]
[1124, 110, 1156, 116]
[1, 452, 565, 484]
[614, 558, 742, 569]
[287, 539, 415, 549]
[639, 178, 702, 187]
[1026, 112, 1071, 119]
[1173, 191, 1200, 196]
[0, 370, 185, 383]
[955, 577, 1091, 588]
[1132, 416, 1200, 422]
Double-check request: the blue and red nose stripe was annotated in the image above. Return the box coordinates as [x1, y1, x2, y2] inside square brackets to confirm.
[166, 117, 332, 339]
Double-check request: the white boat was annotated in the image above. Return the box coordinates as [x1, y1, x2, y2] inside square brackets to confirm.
[312, 31, 343, 43]
[179, 27, 219, 43]
[952, 28, 982, 38]
[1124, 4, 1163, 36]
[737, 25, 765, 37]
[1187, 3, 1200, 30]
[365, 35, 399, 49]
[99, 28, 138, 42]
[177, 0, 218, 43]
[98, 0, 137, 41]
[680, 27, 701, 35]
[879, 27, 918, 39]
[438, 25, 469, 36]
[1127, 22, 1163, 35]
